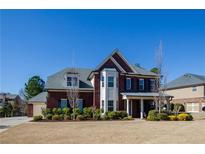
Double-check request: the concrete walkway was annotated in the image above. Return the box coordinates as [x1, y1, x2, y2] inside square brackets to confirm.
[0, 116, 32, 133]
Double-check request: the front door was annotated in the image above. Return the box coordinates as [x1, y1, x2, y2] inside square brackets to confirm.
[132, 100, 140, 118]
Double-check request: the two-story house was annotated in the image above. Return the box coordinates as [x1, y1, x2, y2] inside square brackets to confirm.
[166, 73, 205, 113]
[28, 49, 171, 118]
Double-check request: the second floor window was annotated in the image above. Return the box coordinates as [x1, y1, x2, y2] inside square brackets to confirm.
[101, 76, 104, 87]
[150, 79, 155, 91]
[126, 78, 131, 90]
[67, 76, 78, 87]
[108, 76, 114, 87]
[139, 79, 144, 91]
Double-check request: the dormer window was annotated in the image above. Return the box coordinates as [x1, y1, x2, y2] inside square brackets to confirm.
[67, 76, 78, 87]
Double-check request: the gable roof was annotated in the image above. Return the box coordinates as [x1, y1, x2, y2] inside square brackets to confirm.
[45, 68, 93, 90]
[166, 73, 205, 90]
[95, 48, 136, 73]
[28, 92, 47, 103]
[88, 49, 157, 79]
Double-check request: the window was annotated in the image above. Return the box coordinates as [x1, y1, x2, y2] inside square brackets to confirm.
[101, 100, 104, 112]
[59, 99, 68, 108]
[150, 79, 155, 91]
[108, 76, 114, 87]
[192, 87, 197, 92]
[139, 79, 144, 91]
[126, 78, 131, 90]
[101, 76, 104, 87]
[67, 76, 78, 87]
[108, 100, 114, 111]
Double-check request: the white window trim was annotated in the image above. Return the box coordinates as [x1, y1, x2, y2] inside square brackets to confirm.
[108, 76, 114, 88]
[126, 78, 131, 90]
[101, 76, 104, 87]
[150, 79, 155, 91]
[67, 76, 79, 87]
[139, 79, 145, 91]
[108, 100, 114, 111]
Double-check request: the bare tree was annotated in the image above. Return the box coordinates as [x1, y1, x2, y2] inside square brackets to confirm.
[66, 50, 79, 110]
[66, 68, 79, 109]
[153, 40, 168, 113]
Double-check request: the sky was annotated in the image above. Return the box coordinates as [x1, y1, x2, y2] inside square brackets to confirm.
[1, 10, 205, 94]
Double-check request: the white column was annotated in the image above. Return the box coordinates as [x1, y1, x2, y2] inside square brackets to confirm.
[140, 98, 144, 119]
[127, 99, 129, 115]
[104, 100, 106, 114]
[131, 100, 133, 116]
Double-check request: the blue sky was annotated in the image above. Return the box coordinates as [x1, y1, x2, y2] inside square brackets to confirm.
[1, 10, 205, 94]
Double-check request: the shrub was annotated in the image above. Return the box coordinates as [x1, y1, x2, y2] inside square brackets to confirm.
[33, 115, 43, 121]
[107, 111, 118, 120]
[93, 109, 101, 120]
[52, 108, 58, 115]
[46, 108, 52, 114]
[168, 115, 178, 121]
[41, 108, 47, 118]
[52, 115, 61, 120]
[147, 110, 159, 121]
[173, 103, 185, 112]
[64, 114, 71, 120]
[57, 108, 62, 115]
[83, 107, 93, 120]
[157, 113, 169, 121]
[123, 116, 134, 120]
[62, 107, 70, 115]
[117, 111, 128, 119]
[46, 114, 53, 120]
[177, 113, 193, 121]
[72, 108, 82, 120]
[59, 114, 64, 120]
[76, 115, 85, 121]
[187, 113, 193, 121]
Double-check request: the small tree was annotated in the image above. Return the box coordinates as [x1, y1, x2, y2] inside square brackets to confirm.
[24, 76, 45, 100]
[150, 67, 159, 74]
[153, 40, 168, 113]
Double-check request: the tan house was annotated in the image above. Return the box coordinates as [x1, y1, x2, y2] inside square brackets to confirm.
[166, 73, 205, 113]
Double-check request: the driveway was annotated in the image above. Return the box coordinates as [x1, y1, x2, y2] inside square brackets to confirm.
[0, 116, 32, 133]
[1, 120, 205, 144]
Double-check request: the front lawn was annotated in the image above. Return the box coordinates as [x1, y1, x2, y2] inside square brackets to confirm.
[1, 120, 205, 143]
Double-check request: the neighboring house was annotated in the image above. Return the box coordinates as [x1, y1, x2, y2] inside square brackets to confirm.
[27, 92, 47, 117]
[166, 73, 205, 113]
[0, 93, 23, 116]
[28, 49, 172, 118]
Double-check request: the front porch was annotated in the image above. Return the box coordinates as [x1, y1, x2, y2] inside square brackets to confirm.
[121, 92, 172, 119]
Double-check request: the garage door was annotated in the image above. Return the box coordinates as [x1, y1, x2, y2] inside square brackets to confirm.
[33, 103, 46, 116]
[187, 103, 199, 113]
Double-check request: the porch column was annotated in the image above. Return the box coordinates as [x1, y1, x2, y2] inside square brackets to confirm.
[126, 99, 129, 115]
[140, 98, 144, 119]
[131, 100, 133, 116]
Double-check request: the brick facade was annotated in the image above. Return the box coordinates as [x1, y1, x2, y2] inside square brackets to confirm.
[44, 51, 157, 117]
[47, 91, 93, 108]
